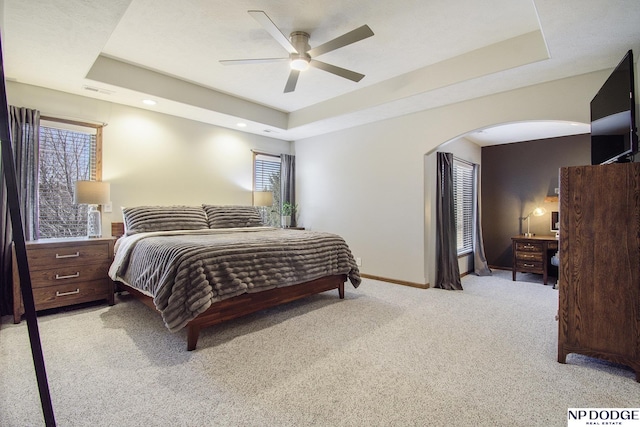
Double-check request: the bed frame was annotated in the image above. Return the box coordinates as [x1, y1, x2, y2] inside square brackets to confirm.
[110, 222, 346, 350]
[116, 275, 345, 350]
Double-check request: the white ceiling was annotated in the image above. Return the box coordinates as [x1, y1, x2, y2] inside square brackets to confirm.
[2, 0, 639, 143]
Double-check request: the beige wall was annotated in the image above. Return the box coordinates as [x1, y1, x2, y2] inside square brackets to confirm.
[7, 82, 292, 233]
[295, 70, 611, 286]
[7, 69, 613, 287]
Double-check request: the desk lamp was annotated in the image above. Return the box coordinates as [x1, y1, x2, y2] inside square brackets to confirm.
[523, 207, 546, 237]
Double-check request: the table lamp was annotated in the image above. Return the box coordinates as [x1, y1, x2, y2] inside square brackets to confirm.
[523, 207, 546, 237]
[74, 180, 110, 238]
[253, 191, 273, 224]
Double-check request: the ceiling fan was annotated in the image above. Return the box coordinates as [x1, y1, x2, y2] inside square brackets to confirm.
[220, 10, 374, 93]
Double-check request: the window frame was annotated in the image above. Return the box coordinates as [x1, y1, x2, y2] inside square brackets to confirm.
[452, 157, 474, 256]
[38, 116, 103, 238]
[252, 151, 281, 227]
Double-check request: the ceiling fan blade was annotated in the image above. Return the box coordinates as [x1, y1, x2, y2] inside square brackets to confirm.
[219, 58, 288, 65]
[307, 25, 374, 57]
[309, 60, 365, 82]
[284, 70, 300, 93]
[248, 10, 298, 54]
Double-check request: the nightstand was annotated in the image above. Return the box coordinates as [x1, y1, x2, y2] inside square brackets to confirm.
[12, 236, 116, 323]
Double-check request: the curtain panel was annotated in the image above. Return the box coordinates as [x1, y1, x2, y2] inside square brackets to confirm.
[0, 106, 40, 315]
[435, 152, 463, 290]
[280, 154, 296, 227]
[473, 163, 491, 276]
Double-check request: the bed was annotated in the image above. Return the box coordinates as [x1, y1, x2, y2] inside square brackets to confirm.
[108, 205, 361, 350]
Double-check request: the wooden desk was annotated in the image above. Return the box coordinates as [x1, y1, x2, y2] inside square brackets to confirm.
[511, 236, 558, 285]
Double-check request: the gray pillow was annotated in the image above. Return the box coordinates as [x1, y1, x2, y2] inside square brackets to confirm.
[122, 206, 208, 235]
[202, 205, 263, 228]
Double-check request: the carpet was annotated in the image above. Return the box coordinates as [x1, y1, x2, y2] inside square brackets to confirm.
[0, 270, 637, 426]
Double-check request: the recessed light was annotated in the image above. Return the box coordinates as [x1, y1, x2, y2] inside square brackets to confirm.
[142, 99, 157, 106]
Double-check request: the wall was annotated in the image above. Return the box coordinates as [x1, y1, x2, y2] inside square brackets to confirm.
[481, 134, 590, 269]
[7, 82, 292, 233]
[295, 70, 610, 286]
[7, 69, 615, 286]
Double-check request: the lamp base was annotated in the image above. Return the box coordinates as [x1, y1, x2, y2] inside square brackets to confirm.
[524, 232, 534, 238]
[87, 205, 102, 238]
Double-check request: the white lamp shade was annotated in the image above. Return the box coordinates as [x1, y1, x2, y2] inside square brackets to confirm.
[74, 181, 110, 205]
[532, 207, 547, 217]
[253, 191, 273, 207]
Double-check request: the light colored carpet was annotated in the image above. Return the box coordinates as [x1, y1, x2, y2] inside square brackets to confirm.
[0, 270, 637, 427]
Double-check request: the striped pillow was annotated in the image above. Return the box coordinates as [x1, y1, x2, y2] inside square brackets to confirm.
[202, 205, 263, 228]
[122, 206, 208, 235]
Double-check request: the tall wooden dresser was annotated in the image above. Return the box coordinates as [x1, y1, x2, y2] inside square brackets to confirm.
[12, 237, 115, 323]
[557, 162, 640, 381]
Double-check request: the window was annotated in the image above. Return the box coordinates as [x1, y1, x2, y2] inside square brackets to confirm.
[253, 152, 280, 226]
[452, 158, 474, 255]
[38, 118, 102, 238]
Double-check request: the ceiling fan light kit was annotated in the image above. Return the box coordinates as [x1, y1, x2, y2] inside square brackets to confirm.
[289, 31, 311, 71]
[220, 10, 374, 93]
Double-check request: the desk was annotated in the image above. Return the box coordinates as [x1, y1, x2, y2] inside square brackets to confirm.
[511, 236, 558, 285]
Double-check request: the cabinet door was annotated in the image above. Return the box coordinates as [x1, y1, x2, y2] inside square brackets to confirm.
[559, 163, 640, 360]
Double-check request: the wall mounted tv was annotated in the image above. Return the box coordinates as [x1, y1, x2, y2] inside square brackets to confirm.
[590, 49, 638, 165]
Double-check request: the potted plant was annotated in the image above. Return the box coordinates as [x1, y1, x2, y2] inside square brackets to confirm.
[281, 202, 297, 228]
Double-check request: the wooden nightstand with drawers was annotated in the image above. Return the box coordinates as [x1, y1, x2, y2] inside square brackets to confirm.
[12, 237, 116, 323]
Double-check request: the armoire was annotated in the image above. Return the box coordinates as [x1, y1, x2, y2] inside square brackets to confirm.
[557, 162, 639, 381]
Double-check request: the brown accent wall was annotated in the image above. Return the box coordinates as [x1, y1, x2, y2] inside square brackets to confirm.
[481, 134, 590, 269]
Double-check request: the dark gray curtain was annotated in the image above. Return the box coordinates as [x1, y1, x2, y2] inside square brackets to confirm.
[473, 163, 491, 276]
[0, 106, 40, 315]
[435, 152, 462, 290]
[280, 154, 296, 227]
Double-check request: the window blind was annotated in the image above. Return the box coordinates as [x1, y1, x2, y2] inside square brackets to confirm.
[254, 153, 280, 192]
[453, 158, 474, 255]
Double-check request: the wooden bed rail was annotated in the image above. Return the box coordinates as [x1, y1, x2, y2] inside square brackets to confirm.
[116, 274, 346, 350]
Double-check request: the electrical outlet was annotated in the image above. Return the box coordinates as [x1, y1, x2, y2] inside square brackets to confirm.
[356, 257, 362, 266]
[103, 202, 112, 213]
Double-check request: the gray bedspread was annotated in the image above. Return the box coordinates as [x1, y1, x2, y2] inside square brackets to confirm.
[108, 227, 361, 332]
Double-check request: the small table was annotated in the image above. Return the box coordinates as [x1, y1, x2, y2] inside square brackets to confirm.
[12, 236, 116, 323]
[511, 236, 558, 285]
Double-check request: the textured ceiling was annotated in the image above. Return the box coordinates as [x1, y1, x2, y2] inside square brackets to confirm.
[3, 0, 640, 142]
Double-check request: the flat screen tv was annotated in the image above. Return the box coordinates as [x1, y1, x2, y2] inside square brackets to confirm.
[590, 49, 638, 165]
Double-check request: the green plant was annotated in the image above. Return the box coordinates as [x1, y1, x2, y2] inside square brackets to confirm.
[281, 202, 297, 216]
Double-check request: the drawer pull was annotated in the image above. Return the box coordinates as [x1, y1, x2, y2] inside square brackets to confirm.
[56, 252, 80, 259]
[523, 263, 535, 268]
[56, 289, 80, 297]
[523, 245, 535, 249]
[55, 272, 80, 280]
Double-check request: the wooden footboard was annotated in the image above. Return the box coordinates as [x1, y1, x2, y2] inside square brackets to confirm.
[116, 274, 347, 350]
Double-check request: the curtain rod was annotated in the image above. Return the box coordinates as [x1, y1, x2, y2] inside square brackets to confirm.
[251, 149, 283, 157]
[453, 156, 475, 167]
[41, 115, 107, 128]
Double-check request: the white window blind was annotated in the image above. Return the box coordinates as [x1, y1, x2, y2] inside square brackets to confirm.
[254, 153, 280, 192]
[453, 158, 474, 255]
